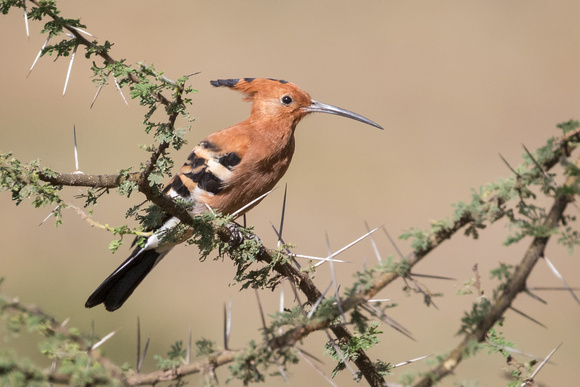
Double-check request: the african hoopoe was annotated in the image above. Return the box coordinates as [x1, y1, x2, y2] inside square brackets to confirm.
[85, 78, 382, 311]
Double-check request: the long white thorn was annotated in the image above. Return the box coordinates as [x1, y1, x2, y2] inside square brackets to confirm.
[223, 299, 232, 350]
[529, 343, 562, 380]
[91, 329, 119, 350]
[27, 35, 51, 78]
[486, 342, 545, 361]
[394, 354, 431, 368]
[69, 26, 95, 37]
[231, 187, 277, 218]
[293, 254, 348, 263]
[365, 221, 382, 262]
[23, 0, 29, 40]
[204, 202, 216, 216]
[63, 43, 78, 96]
[73, 125, 83, 173]
[325, 233, 346, 322]
[114, 77, 129, 105]
[307, 282, 332, 319]
[39, 204, 61, 226]
[295, 349, 338, 387]
[543, 256, 580, 306]
[90, 84, 103, 109]
[314, 226, 380, 267]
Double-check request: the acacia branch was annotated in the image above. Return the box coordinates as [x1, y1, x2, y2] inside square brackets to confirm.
[0, 295, 126, 384]
[264, 129, 580, 354]
[126, 350, 238, 386]
[414, 183, 573, 386]
[8, 3, 580, 385]
[38, 170, 140, 188]
[28, 0, 171, 106]
[26, 128, 580, 386]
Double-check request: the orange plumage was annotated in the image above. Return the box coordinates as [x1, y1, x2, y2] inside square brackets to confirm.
[86, 78, 382, 311]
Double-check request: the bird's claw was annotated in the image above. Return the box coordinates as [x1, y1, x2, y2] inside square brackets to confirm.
[225, 222, 245, 247]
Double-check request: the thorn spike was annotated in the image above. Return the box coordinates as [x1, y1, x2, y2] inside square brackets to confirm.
[278, 184, 288, 247]
[231, 187, 277, 218]
[23, 1, 30, 40]
[63, 43, 78, 96]
[543, 256, 580, 307]
[315, 226, 380, 267]
[530, 343, 562, 379]
[114, 77, 129, 105]
[365, 221, 382, 262]
[90, 84, 103, 109]
[27, 35, 51, 78]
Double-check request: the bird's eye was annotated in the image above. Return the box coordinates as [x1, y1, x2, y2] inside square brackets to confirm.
[281, 95, 293, 105]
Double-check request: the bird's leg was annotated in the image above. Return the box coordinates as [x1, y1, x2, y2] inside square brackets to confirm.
[225, 221, 245, 247]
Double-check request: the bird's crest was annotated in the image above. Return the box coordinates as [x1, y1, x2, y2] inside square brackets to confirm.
[210, 78, 298, 103]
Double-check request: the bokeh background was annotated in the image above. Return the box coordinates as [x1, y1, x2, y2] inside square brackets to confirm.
[1, 1, 580, 385]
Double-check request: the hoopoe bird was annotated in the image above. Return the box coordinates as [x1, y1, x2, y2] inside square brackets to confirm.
[85, 78, 382, 311]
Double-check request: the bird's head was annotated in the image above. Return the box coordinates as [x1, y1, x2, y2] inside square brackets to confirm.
[210, 78, 383, 130]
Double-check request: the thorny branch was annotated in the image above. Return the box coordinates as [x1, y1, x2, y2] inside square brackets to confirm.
[414, 160, 577, 387]
[3, 2, 580, 385]
[38, 170, 140, 188]
[26, 128, 580, 386]
[0, 295, 125, 384]
[9, 2, 387, 384]
[27, 0, 172, 107]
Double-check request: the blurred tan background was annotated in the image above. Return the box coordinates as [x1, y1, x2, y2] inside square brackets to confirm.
[1, 1, 580, 385]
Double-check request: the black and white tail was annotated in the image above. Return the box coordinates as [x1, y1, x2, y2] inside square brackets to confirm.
[85, 216, 180, 311]
[85, 245, 172, 311]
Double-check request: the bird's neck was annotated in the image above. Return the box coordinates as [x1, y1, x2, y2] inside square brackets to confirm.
[247, 115, 297, 156]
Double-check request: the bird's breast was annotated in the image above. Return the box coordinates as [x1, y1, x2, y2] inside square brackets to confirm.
[204, 133, 295, 215]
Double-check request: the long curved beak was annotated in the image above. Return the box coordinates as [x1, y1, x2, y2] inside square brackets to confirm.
[305, 100, 383, 130]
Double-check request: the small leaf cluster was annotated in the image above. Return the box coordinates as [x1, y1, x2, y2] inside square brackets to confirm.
[0, 153, 63, 224]
[484, 329, 538, 387]
[490, 262, 513, 300]
[0, 294, 118, 386]
[228, 340, 297, 385]
[458, 298, 492, 335]
[344, 255, 406, 298]
[154, 340, 187, 369]
[323, 322, 383, 378]
[195, 338, 217, 357]
[266, 305, 309, 334]
[484, 327, 514, 357]
[356, 360, 393, 383]
[217, 224, 285, 291]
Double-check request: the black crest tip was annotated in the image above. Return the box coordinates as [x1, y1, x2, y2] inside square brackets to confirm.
[210, 79, 240, 88]
[267, 78, 288, 84]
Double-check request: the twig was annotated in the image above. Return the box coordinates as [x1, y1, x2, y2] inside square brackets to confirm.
[66, 202, 152, 237]
[414, 184, 573, 386]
